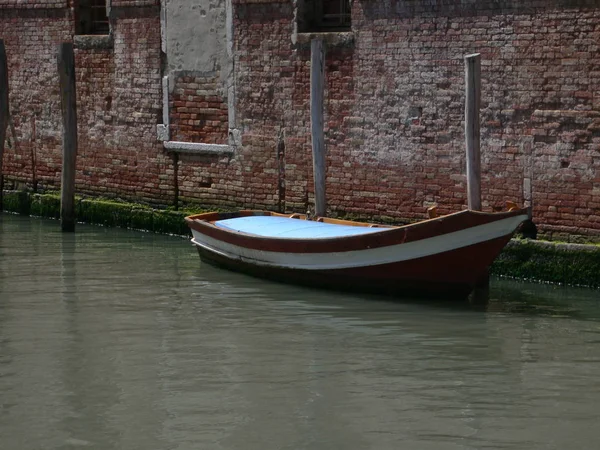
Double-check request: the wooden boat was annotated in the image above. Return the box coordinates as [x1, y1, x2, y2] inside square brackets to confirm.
[185, 205, 530, 298]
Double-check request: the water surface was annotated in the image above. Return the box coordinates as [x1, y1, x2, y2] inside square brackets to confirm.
[1, 213, 599, 450]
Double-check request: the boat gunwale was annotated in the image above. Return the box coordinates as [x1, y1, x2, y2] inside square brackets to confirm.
[185, 208, 530, 244]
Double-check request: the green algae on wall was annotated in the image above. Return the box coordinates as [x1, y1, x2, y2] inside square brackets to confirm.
[1, 191, 206, 236]
[30, 194, 60, 219]
[3, 190, 600, 289]
[3, 190, 32, 216]
[491, 239, 600, 288]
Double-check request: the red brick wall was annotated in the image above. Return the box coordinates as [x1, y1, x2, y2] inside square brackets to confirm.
[0, 4, 72, 188]
[2, 0, 600, 241]
[1, 2, 172, 204]
[230, 0, 600, 239]
[75, 11, 167, 202]
[173, 0, 295, 211]
[169, 73, 229, 144]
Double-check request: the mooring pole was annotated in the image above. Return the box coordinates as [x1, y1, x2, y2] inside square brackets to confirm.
[465, 53, 481, 211]
[464, 53, 489, 300]
[0, 40, 9, 212]
[58, 43, 78, 232]
[310, 39, 326, 218]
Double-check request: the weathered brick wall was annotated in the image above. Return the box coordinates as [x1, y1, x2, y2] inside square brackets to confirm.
[169, 73, 228, 144]
[230, 0, 600, 238]
[175, 0, 295, 210]
[0, 6, 72, 188]
[74, 11, 167, 202]
[1, 2, 172, 204]
[219, 1, 296, 210]
[3, 0, 599, 240]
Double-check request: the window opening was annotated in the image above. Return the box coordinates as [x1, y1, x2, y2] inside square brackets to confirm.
[299, 0, 351, 33]
[76, 0, 110, 35]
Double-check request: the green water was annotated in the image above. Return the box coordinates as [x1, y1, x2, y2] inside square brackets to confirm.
[1, 213, 599, 450]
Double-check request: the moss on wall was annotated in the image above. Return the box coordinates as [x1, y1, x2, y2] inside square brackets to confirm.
[491, 239, 600, 288]
[3, 190, 32, 215]
[2, 190, 600, 289]
[30, 194, 60, 219]
[1, 190, 204, 236]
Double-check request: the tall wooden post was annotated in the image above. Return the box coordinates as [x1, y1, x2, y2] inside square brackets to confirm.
[465, 53, 489, 298]
[310, 39, 326, 218]
[58, 43, 78, 232]
[0, 40, 9, 212]
[465, 53, 481, 211]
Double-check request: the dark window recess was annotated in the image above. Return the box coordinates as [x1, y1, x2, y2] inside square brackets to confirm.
[298, 0, 351, 32]
[76, 0, 110, 35]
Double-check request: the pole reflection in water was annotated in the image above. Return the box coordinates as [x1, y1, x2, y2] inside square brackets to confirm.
[1, 213, 600, 450]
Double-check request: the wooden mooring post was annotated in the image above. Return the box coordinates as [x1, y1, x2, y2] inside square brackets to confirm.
[58, 43, 78, 232]
[465, 53, 489, 300]
[465, 53, 481, 212]
[0, 40, 9, 212]
[310, 39, 326, 218]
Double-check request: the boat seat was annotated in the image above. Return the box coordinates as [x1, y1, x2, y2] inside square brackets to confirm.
[214, 216, 387, 239]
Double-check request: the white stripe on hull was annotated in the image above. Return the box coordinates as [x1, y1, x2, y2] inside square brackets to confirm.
[191, 213, 527, 271]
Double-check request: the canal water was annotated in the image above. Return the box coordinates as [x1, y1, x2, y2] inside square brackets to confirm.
[1, 213, 599, 450]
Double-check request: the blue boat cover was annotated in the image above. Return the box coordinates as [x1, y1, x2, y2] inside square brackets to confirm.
[214, 216, 388, 239]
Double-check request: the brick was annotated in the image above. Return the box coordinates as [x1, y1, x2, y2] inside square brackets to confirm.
[3, 0, 600, 240]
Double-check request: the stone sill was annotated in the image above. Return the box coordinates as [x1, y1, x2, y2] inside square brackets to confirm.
[163, 141, 233, 155]
[296, 31, 354, 48]
[73, 34, 113, 50]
